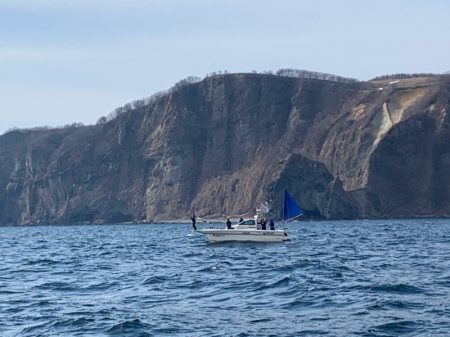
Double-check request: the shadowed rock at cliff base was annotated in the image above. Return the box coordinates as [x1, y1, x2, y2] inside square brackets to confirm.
[266, 153, 359, 220]
[0, 73, 450, 225]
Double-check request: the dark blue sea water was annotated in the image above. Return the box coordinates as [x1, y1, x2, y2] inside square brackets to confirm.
[1, 220, 450, 337]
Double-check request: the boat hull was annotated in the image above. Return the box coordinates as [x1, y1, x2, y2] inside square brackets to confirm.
[198, 229, 288, 243]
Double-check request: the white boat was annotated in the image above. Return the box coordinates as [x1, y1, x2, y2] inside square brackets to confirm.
[198, 219, 288, 243]
[198, 228, 288, 243]
[197, 191, 302, 243]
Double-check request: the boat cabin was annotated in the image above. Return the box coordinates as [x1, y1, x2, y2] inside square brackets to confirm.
[233, 219, 256, 229]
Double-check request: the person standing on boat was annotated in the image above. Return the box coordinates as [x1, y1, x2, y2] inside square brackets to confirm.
[261, 218, 267, 230]
[191, 213, 197, 230]
[269, 219, 275, 230]
[226, 217, 232, 229]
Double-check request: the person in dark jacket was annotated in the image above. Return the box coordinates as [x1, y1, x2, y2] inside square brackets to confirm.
[226, 217, 232, 229]
[269, 219, 275, 230]
[261, 218, 267, 230]
[191, 213, 197, 230]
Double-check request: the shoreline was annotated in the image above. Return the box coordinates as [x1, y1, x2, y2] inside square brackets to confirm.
[2, 215, 450, 228]
[0, 218, 235, 228]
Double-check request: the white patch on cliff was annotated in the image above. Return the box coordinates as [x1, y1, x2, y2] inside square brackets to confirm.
[373, 102, 394, 147]
[350, 102, 395, 192]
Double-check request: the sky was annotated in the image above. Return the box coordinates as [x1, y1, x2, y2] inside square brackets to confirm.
[0, 0, 449, 134]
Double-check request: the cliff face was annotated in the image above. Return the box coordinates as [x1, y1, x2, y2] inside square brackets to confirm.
[1, 73, 450, 225]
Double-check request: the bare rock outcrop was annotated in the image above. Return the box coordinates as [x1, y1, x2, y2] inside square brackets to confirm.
[1, 73, 449, 225]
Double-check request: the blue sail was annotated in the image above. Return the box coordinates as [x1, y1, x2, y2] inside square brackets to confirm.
[283, 190, 302, 221]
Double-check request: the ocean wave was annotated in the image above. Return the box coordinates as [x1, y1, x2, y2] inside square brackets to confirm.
[369, 283, 425, 294]
[141, 275, 169, 285]
[370, 320, 421, 334]
[254, 275, 292, 291]
[33, 281, 77, 291]
[106, 319, 153, 336]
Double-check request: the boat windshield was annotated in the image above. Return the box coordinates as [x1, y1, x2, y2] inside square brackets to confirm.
[238, 219, 255, 226]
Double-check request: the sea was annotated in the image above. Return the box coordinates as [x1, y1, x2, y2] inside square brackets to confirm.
[1, 219, 450, 337]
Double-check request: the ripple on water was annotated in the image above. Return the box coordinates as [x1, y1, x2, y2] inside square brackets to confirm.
[369, 283, 425, 294]
[34, 281, 77, 291]
[106, 319, 154, 336]
[254, 275, 292, 291]
[141, 275, 169, 285]
[369, 320, 423, 335]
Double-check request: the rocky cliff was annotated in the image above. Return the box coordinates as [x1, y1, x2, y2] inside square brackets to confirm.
[1, 73, 450, 225]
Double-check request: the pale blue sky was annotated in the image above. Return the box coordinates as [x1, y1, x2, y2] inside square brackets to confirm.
[1, 0, 449, 134]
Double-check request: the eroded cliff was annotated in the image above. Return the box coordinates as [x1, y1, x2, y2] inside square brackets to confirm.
[1, 73, 449, 225]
